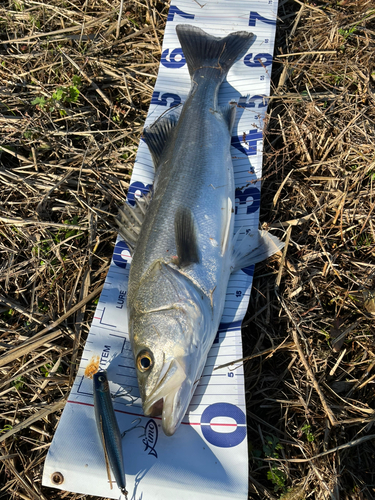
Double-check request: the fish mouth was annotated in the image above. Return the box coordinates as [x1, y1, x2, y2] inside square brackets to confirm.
[143, 358, 187, 436]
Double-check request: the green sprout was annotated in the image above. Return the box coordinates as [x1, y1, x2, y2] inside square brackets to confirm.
[12, 377, 25, 390]
[40, 363, 53, 377]
[338, 26, 357, 39]
[32, 76, 81, 112]
[267, 468, 288, 493]
[252, 435, 288, 493]
[0, 424, 13, 434]
[301, 424, 315, 442]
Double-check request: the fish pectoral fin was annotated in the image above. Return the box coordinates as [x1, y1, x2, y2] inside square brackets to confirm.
[231, 229, 284, 273]
[116, 195, 150, 251]
[220, 103, 237, 134]
[143, 107, 182, 166]
[174, 206, 200, 267]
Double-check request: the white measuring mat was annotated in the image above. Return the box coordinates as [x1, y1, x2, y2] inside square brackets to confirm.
[42, 1, 278, 498]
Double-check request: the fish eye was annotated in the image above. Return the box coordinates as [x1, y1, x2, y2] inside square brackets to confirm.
[137, 351, 153, 372]
[98, 375, 105, 382]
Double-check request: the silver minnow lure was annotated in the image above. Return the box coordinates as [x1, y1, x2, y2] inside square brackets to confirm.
[117, 25, 284, 436]
[93, 371, 127, 496]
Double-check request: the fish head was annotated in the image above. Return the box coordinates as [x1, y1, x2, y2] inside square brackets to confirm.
[130, 263, 213, 436]
[132, 306, 210, 436]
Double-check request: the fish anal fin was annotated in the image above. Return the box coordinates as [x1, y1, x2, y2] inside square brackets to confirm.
[231, 229, 284, 273]
[174, 207, 199, 267]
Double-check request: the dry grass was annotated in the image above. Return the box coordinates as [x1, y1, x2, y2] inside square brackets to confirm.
[0, 1, 374, 499]
[245, 1, 375, 498]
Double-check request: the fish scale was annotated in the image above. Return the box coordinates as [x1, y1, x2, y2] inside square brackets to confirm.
[132, 92, 234, 295]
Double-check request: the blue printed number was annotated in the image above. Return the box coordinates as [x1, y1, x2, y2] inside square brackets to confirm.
[167, 5, 195, 22]
[161, 48, 186, 69]
[231, 129, 263, 157]
[127, 181, 152, 207]
[244, 53, 273, 68]
[151, 91, 181, 107]
[113, 240, 132, 269]
[238, 95, 268, 109]
[235, 187, 260, 215]
[241, 266, 254, 277]
[249, 11, 276, 27]
[201, 403, 246, 448]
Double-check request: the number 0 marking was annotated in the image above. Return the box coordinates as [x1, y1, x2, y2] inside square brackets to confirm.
[200, 403, 246, 448]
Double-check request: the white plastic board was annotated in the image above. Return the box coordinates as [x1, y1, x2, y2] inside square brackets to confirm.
[42, 1, 278, 498]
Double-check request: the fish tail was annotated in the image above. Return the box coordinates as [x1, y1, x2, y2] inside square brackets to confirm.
[176, 25, 255, 81]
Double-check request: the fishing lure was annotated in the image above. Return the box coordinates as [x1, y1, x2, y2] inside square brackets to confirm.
[93, 370, 127, 497]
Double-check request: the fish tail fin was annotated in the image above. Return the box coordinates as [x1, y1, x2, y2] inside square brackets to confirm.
[176, 25, 255, 81]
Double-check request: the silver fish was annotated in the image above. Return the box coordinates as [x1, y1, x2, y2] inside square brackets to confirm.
[93, 371, 127, 496]
[117, 25, 283, 436]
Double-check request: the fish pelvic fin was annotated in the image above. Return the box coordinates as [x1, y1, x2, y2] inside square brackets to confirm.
[231, 229, 284, 273]
[143, 106, 182, 166]
[174, 206, 200, 267]
[176, 25, 256, 81]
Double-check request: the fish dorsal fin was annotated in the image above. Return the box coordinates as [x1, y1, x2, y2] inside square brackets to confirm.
[174, 207, 199, 267]
[143, 107, 182, 167]
[220, 104, 237, 134]
[116, 194, 151, 251]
